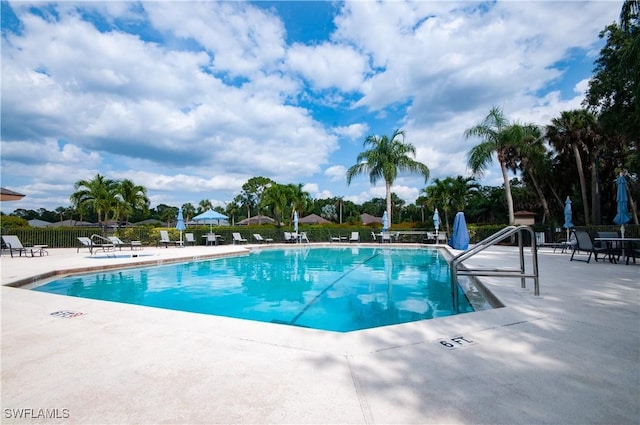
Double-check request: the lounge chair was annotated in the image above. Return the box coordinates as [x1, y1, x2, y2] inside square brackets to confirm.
[253, 234, 273, 244]
[108, 236, 142, 251]
[423, 232, 435, 243]
[381, 232, 391, 243]
[349, 232, 360, 243]
[185, 233, 196, 246]
[299, 232, 310, 243]
[329, 234, 341, 242]
[284, 232, 295, 243]
[2, 235, 43, 257]
[570, 230, 611, 263]
[158, 230, 183, 247]
[78, 236, 115, 254]
[232, 232, 248, 244]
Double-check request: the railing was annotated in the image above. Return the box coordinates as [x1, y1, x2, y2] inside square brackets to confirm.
[450, 225, 540, 311]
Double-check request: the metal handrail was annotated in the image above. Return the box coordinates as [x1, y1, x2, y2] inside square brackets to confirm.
[450, 225, 539, 311]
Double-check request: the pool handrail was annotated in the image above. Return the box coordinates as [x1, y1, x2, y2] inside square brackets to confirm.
[450, 225, 539, 311]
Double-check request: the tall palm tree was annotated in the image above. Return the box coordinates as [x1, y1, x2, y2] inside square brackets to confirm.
[71, 174, 118, 228]
[465, 107, 538, 225]
[346, 129, 430, 228]
[547, 109, 599, 225]
[116, 179, 149, 224]
[503, 124, 554, 223]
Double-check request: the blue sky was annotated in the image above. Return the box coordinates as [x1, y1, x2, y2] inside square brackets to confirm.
[0, 0, 622, 214]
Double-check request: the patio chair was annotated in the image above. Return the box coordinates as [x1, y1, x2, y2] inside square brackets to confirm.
[158, 230, 183, 247]
[184, 233, 196, 246]
[253, 234, 273, 244]
[423, 232, 436, 244]
[232, 232, 248, 244]
[570, 230, 611, 263]
[349, 232, 360, 243]
[595, 232, 621, 262]
[205, 233, 219, 246]
[2, 235, 36, 257]
[329, 234, 341, 242]
[300, 232, 310, 243]
[381, 232, 391, 243]
[284, 232, 296, 243]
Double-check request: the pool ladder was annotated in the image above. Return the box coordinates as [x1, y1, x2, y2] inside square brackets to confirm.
[450, 225, 540, 311]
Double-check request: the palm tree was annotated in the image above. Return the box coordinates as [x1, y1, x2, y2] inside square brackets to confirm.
[182, 203, 196, 226]
[465, 107, 538, 225]
[116, 179, 149, 224]
[71, 174, 119, 229]
[198, 199, 213, 213]
[503, 124, 555, 224]
[547, 109, 599, 225]
[261, 183, 292, 226]
[423, 176, 478, 233]
[346, 129, 430, 228]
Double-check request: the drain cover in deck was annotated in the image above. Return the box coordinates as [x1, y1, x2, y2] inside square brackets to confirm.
[50, 310, 85, 318]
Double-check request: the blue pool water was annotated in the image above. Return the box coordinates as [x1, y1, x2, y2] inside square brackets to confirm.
[34, 247, 478, 332]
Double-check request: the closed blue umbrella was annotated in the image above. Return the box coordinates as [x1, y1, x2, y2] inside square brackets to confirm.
[382, 210, 389, 232]
[176, 209, 186, 244]
[449, 212, 469, 250]
[293, 210, 299, 234]
[613, 174, 631, 237]
[563, 197, 573, 242]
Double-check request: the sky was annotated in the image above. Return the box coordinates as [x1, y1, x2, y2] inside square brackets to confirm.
[0, 0, 623, 214]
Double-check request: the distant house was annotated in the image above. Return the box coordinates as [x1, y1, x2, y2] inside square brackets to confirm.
[361, 213, 382, 225]
[28, 219, 51, 228]
[298, 213, 331, 224]
[237, 215, 276, 225]
[132, 219, 163, 226]
[47, 219, 97, 227]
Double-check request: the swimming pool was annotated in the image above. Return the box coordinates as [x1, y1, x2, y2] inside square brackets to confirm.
[34, 246, 489, 332]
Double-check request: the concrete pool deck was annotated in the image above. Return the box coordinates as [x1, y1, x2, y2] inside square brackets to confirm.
[1, 243, 638, 424]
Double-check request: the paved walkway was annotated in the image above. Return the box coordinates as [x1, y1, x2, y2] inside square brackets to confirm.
[1, 244, 638, 424]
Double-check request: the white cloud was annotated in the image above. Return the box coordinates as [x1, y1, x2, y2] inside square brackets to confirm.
[331, 123, 368, 140]
[286, 42, 369, 91]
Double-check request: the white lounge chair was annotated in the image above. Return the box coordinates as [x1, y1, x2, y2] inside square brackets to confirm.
[108, 236, 143, 250]
[185, 233, 196, 246]
[232, 232, 248, 244]
[78, 236, 115, 254]
[158, 230, 183, 247]
[2, 235, 45, 257]
[349, 232, 360, 243]
[284, 232, 295, 243]
[253, 234, 273, 244]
